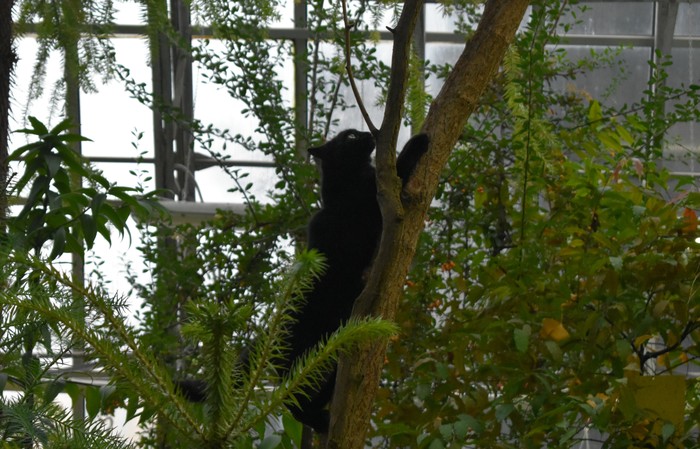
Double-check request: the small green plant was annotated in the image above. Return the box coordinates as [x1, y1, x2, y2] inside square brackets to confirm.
[6, 117, 162, 262]
[0, 117, 159, 448]
[1, 248, 397, 448]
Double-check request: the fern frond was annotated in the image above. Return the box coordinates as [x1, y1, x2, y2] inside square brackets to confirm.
[406, 46, 429, 130]
[0, 394, 136, 448]
[181, 300, 242, 440]
[0, 256, 203, 442]
[222, 249, 327, 436]
[234, 317, 397, 435]
[281, 317, 397, 405]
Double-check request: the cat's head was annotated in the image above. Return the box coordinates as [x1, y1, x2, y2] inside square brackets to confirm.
[308, 129, 375, 168]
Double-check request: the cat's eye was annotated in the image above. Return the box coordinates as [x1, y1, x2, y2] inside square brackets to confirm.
[347, 132, 358, 140]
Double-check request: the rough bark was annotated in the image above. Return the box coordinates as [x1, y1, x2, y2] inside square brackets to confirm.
[326, 1, 531, 448]
[0, 0, 17, 223]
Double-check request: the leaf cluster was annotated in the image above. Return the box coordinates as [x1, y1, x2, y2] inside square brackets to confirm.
[6, 117, 163, 262]
[375, 1, 700, 448]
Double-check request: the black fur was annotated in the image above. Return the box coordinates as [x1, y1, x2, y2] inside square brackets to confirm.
[177, 130, 429, 433]
[279, 129, 429, 432]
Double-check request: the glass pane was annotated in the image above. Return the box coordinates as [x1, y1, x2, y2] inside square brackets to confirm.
[270, 0, 294, 28]
[425, 43, 464, 98]
[425, 3, 459, 34]
[665, 47, 700, 149]
[560, 2, 653, 35]
[195, 165, 279, 203]
[91, 162, 156, 192]
[81, 39, 153, 158]
[113, 1, 145, 26]
[554, 46, 651, 108]
[674, 3, 700, 36]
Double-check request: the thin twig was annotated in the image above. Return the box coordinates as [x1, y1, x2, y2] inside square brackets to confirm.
[341, 0, 378, 135]
[325, 72, 345, 139]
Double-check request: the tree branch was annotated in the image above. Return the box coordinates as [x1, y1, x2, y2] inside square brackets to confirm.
[341, 0, 378, 135]
[327, 1, 530, 448]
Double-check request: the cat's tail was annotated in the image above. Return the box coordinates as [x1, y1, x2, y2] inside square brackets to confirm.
[396, 133, 429, 186]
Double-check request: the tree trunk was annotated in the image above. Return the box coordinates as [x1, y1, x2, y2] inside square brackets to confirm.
[326, 1, 531, 448]
[0, 0, 16, 223]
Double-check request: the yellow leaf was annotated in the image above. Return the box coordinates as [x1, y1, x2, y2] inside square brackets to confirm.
[634, 334, 653, 348]
[629, 419, 651, 440]
[540, 318, 570, 342]
[666, 330, 678, 347]
[629, 376, 686, 431]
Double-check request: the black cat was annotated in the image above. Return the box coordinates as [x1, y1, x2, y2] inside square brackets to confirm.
[177, 129, 429, 433]
[279, 129, 429, 432]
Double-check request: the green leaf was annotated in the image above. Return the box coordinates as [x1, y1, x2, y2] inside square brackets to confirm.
[54, 144, 90, 178]
[64, 232, 84, 255]
[28, 116, 49, 135]
[22, 176, 49, 216]
[544, 340, 563, 362]
[116, 205, 132, 224]
[92, 172, 111, 189]
[513, 326, 530, 353]
[49, 118, 73, 135]
[7, 141, 39, 162]
[40, 323, 52, 350]
[495, 403, 515, 422]
[108, 186, 139, 204]
[80, 213, 98, 248]
[61, 191, 90, 209]
[45, 153, 62, 178]
[453, 418, 469, 439]
[282, 413, 302, 447]
[427, 439, 445, 449]
[53, 168, 72, 194]
[96, 220, 113, 244]
[599, 131, 622, 152]
[58, 133, 92, 143]
[48, 227, 67, 260]
[85, 385, 102, 418]
[439, 423, 453, 441]
[616, 124, 635, 145]
[615, 339, 632, 360]
[588, 100, 603, 123]
[457, 414, 482, 436]
[43, 379, 66, 403]
[125, 393, 140, 422]
[100, 203, 125, 234]
[661, 422, 675, 442]
[684, 192, 700, 208]
[64, 383, 80, 403]
[618, 385, 637, 420]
